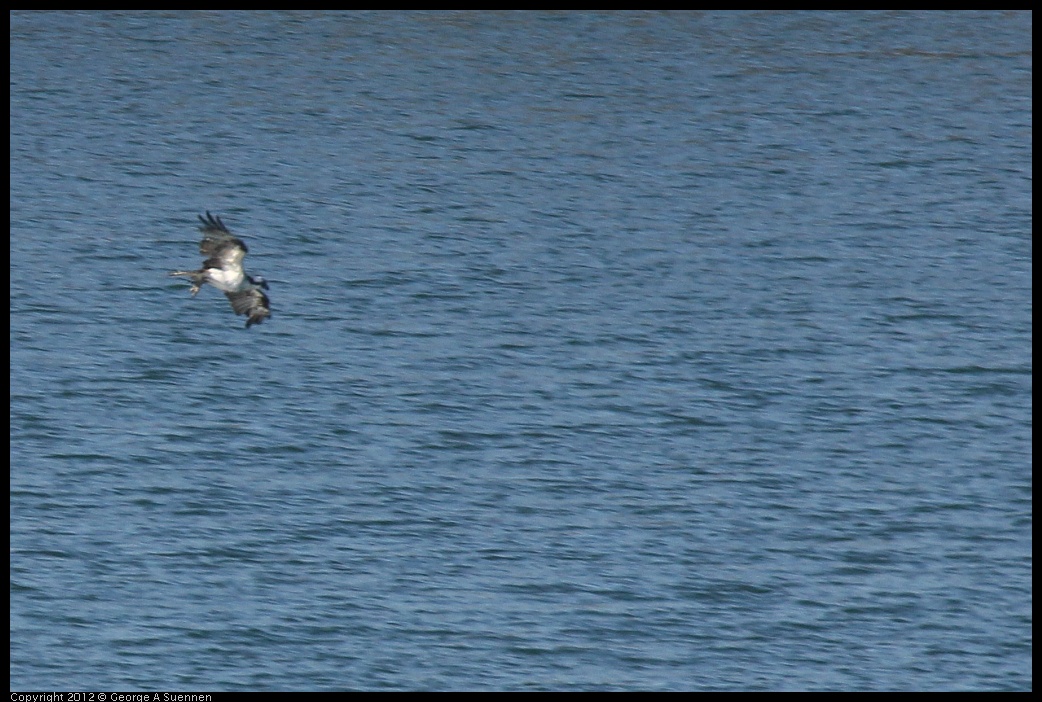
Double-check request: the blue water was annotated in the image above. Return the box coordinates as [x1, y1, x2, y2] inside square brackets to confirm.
[10, 11, 1031, 691]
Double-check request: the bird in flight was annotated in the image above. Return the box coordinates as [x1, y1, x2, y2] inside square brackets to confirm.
[170, 212, 271, 328]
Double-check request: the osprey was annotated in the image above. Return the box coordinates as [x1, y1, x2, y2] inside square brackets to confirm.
[170, 212, 272, 328]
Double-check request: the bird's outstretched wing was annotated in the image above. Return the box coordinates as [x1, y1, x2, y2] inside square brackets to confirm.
[198, 211, 247, 272]
[225, 288, 272, 328]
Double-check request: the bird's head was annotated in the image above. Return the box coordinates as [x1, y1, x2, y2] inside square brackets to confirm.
[248, 274, 270, 290]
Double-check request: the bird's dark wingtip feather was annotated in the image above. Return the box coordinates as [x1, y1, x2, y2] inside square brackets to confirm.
[198, 211, 229, 233]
